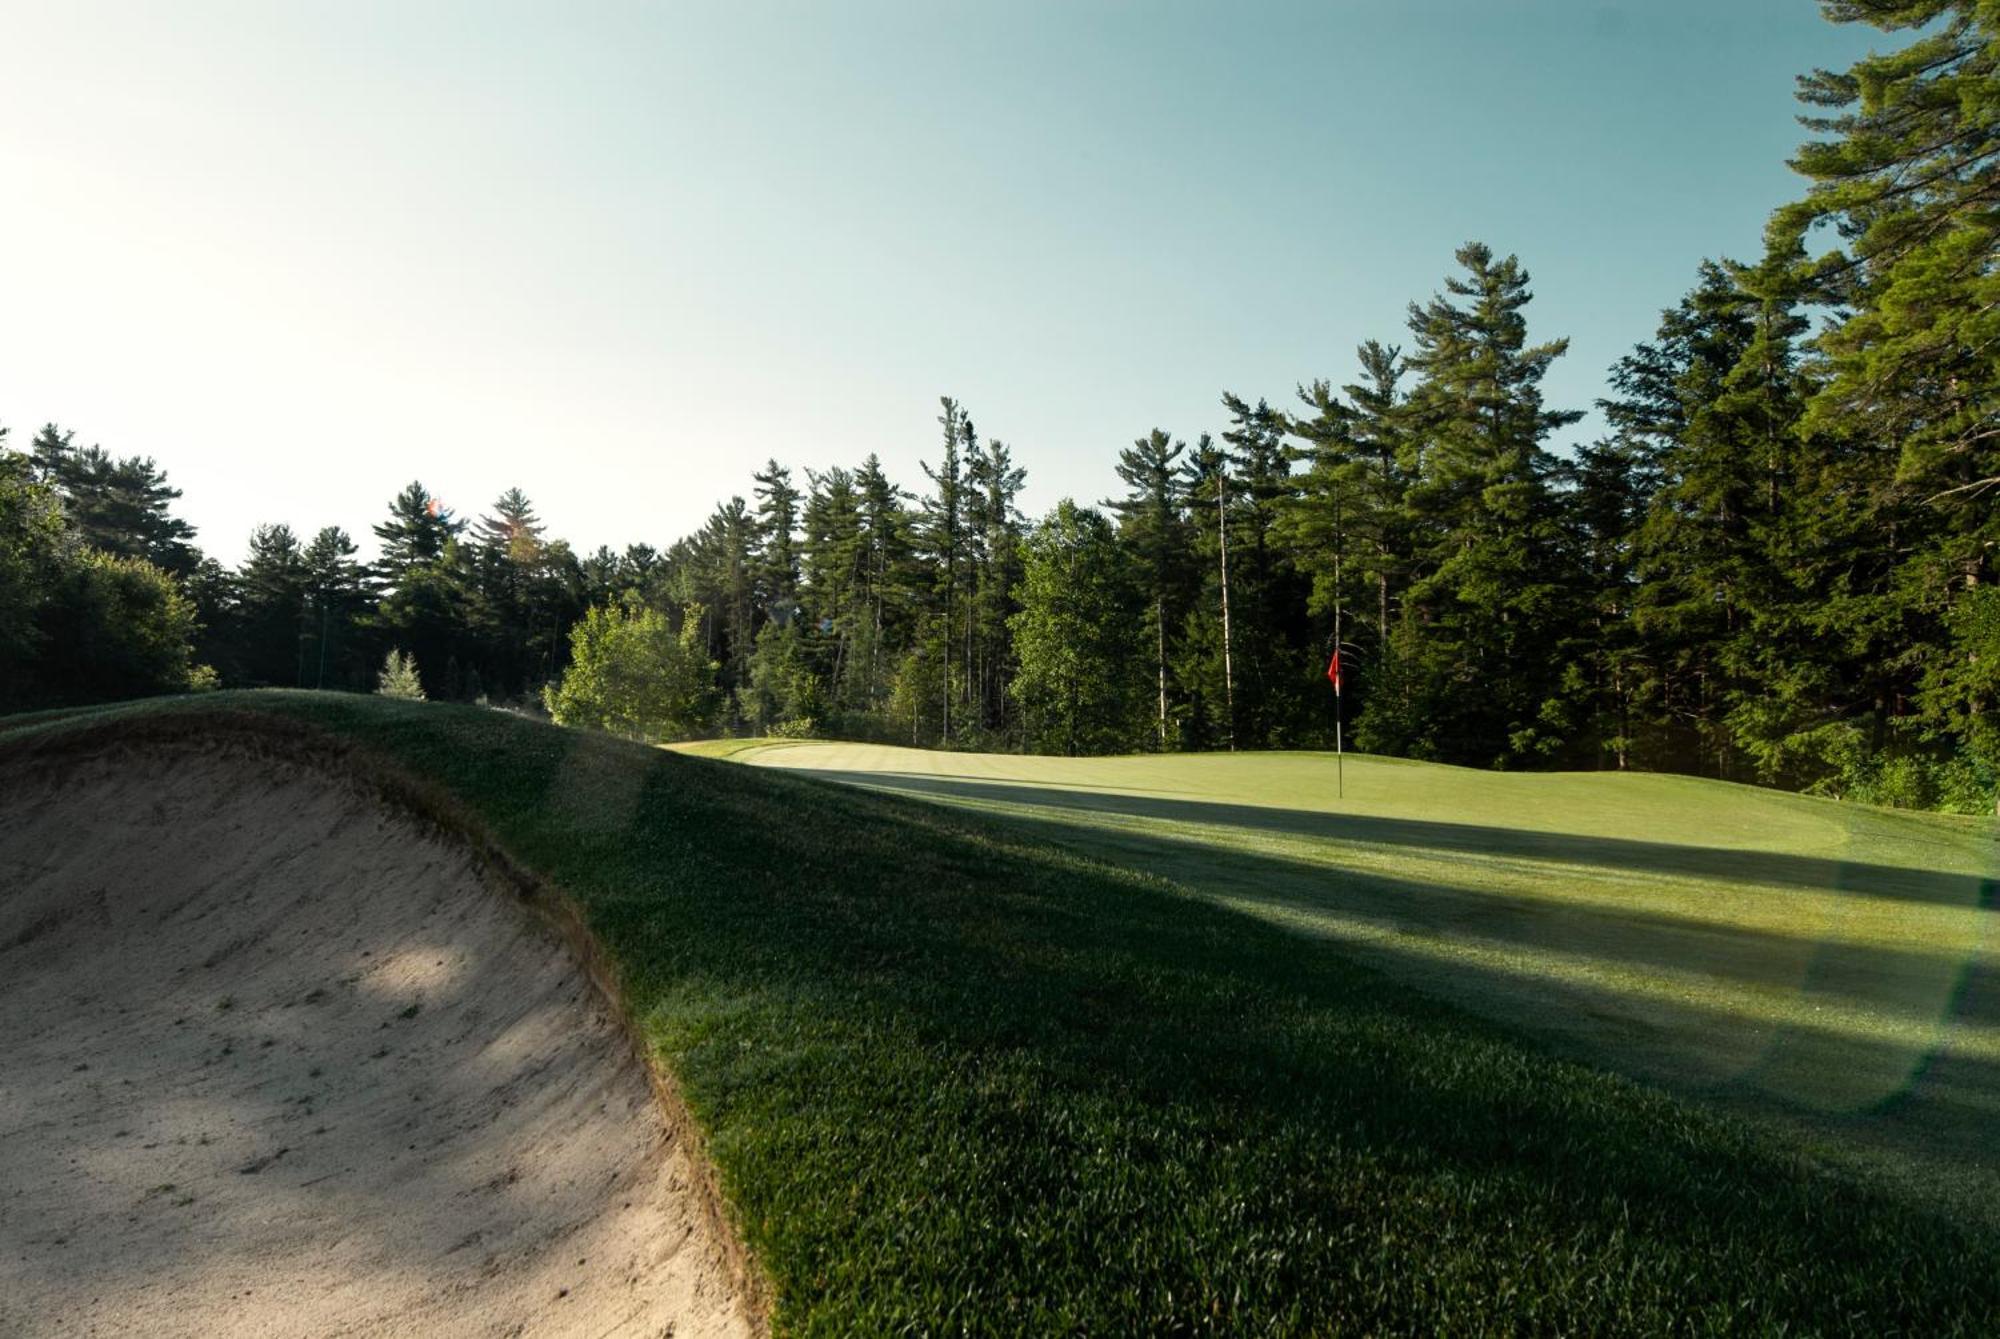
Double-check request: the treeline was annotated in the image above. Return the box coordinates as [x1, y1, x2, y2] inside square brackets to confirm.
[2, 2, 1993, 811]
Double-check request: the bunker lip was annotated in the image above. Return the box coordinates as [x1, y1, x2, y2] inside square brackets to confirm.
[0, 708, 769, 1337]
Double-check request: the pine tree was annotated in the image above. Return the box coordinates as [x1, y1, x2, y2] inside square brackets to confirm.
[470, 488, 549, 696]
[372, 482, 471, 700]
[966, 437, 1027, 738]
[752, 459, 801, 609]
[302, 526, 368, 690]
[234, 523, 309, 686]
[28, 425, 200, 575]
[801, 465, 867, 719]
[1108, 429, 1189, 750]
[373, 481, 462, 582]
[1554, 434, 1654, 769]
[377, 649, 426, 700]
[921, 398, 968, 740]
[1603, 261, 1838, 782]
[1219, 392, 1308, 745]
[1767, 1, 2000, 797]
[1385, 243, 1582, 765]
[855, 453, 914, 715]
[475, 488, 544, 564]
[28, 424, 74, 486]
[1177, 434, 1237, 749]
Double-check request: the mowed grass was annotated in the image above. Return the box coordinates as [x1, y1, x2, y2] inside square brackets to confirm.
[689, 741, 2000, 1184]
[13, 694, 2000, 1333]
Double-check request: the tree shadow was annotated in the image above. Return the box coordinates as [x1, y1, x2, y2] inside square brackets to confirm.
[791, 770, 2000, 1182]
[812, 769, 1995, 909]
[31, 701, 1996, 1332]
[600, 750, 2000, 1328]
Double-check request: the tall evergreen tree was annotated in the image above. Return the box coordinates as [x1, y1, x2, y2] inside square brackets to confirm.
[801, 465, 869, 718]
[921, 398, 969, 740]
[471, 488, 549, 695]
[1768, 0, 2000, 794]
[1378, 243, 1582, 765]
[371, 482, 471, 699]
[1219, 392, 1308, 745]
[234, 523, 309, 686]
[373, 482, 461, 583]
[302, 525, 369, 690]
[1108, 429, 1189, 750]
[966, 436, 1027, 736]
[29, 425, 199, 575]
[1177, 434, 1237, 749]
[752, 459, 801, 609]
[856, 453, 914, 714]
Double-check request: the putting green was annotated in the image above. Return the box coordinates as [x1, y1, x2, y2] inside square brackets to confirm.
[685, 740, 2000, 1177]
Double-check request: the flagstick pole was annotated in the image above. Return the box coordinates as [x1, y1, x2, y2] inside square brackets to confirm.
[1334, 564, 1344, 803]
[1335, 484, 1345, 800]
[1336, 651, 1352, 803]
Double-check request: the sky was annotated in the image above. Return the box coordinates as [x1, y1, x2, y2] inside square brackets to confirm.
[0, 1, 1881, 565]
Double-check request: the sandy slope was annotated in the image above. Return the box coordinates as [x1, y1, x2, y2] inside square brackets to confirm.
[0, 740, 754, 1338]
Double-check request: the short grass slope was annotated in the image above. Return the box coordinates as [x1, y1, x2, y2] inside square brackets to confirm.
[696, 740, 2000, 1189]
[10, 693, 1999, 1334]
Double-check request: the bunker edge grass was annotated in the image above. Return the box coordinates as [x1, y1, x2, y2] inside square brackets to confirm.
[9, 691, 1999, 1335]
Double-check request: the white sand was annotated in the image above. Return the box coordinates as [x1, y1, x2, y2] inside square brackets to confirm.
[0, 741, 755, 1338]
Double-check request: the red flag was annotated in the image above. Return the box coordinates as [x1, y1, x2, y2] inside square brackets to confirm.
[1326, 649, 1341, 695]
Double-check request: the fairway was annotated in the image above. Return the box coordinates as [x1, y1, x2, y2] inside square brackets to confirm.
[9, 696, 2000, 1332]
[686, 740, 2000, 1182]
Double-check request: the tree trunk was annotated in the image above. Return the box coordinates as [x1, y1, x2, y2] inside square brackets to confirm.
[1219, 475, 1236, 751]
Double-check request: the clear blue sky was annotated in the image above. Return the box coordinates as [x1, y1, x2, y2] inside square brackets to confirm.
[0, 2, 1878, 563]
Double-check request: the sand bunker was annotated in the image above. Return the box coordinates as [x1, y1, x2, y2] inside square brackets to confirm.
[0, 737, 755, 1338]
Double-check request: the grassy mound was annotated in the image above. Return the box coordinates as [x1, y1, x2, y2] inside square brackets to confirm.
[13, 692, 2000, 1334]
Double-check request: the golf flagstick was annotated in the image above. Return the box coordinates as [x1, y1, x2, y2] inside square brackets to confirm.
[1330, 499, 1345, 801]
[1329, 646, 1343, 800]
[1328, 596, 1344, 801]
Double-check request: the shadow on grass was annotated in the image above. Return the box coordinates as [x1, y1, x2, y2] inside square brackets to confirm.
[830, 781, 2000, 1182]
[18, 697, 2000, 1333]
[351, 707, 1999, 1332]
[815, 769, 1996, 909]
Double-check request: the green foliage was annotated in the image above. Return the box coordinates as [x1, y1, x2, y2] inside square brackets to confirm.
[29, 424, 200, 575]
[1009, 500, 1142, 755]
[0, 444, 66, 708]
[301, 525, 370, 692]
[1218, 392, 1311, 746]
[232, 522, 308, 687]
[376, 649, 426, 700]
[741, 618, 822, 736]
[0, 437, 202, 710]
[1108, 428, 1190, 750]
[10, 2, 1996, 808]
[1372, 243, 1582, 766]
[886, 639, 946, 747]
[542, 600, 715, 742]
[37, 551, 200, 705]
